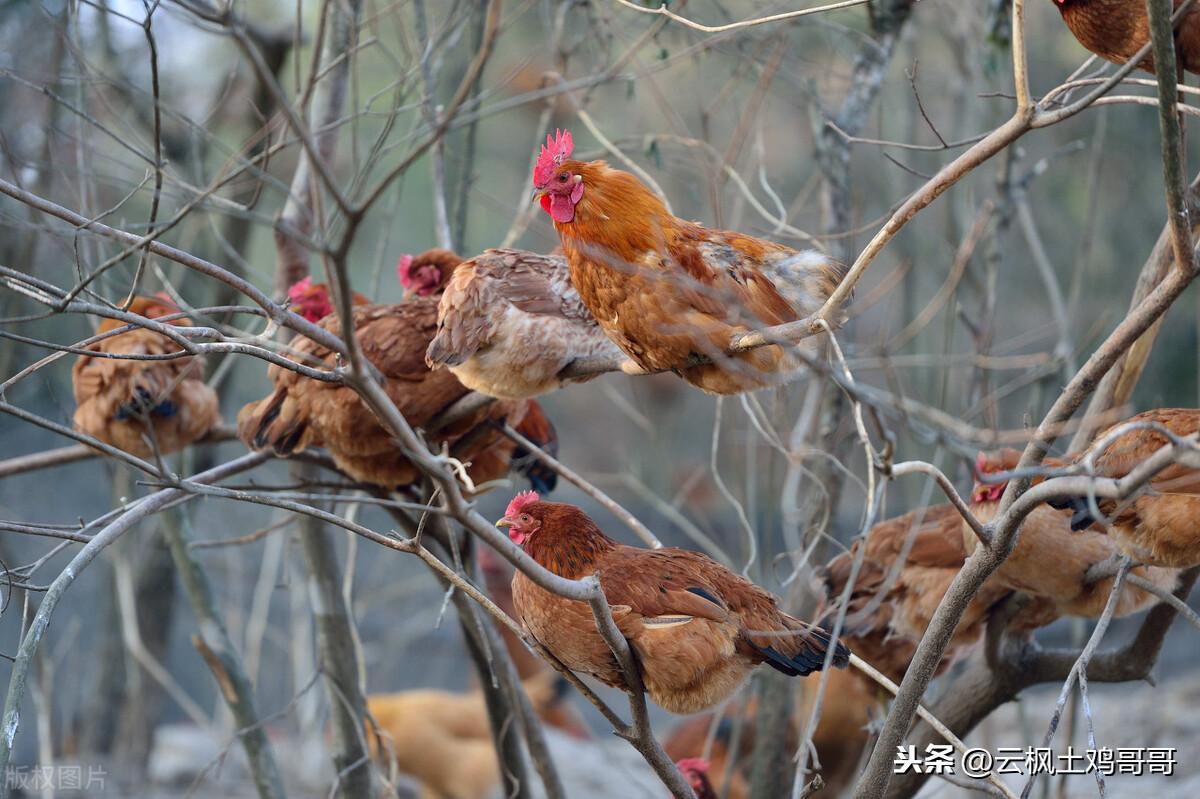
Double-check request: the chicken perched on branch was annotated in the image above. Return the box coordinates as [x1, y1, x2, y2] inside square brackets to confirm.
[72, 294, 220, 458]
[238, 252, 556, 492]
[497, 493, 849, 715]
[818, 504, 1020, 682]
[1042, 409, 1200, 568]
[970, 448, 1177, 614]
[1053, 0, 1200, 74]
[530, 129, 847, 395]
[426, 248, 625, 399]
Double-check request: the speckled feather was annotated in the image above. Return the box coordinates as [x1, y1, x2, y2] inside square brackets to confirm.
[73, 296, 220, 458]
[509, 501, 847, 714]
[425, 248, 624, 399]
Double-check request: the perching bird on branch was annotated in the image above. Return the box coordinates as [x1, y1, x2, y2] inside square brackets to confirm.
[817, 504, 1031, 682]
[969, 448, 1178, 614]
[497, 492, 849, 715]
[1053, 0, 1200, 74]
[1042, 409, 1200, 568]
[426, 248, 624, 399]
[237, 253, 556, 493]
[530, 129, 848, 395]
[72, 294, 220, 458]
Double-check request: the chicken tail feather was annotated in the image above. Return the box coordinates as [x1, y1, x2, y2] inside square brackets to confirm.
[755, 622, 850, 677]
[237, 389, 312, 456]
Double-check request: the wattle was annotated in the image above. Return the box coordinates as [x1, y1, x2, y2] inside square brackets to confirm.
[548, 193, 576, 224]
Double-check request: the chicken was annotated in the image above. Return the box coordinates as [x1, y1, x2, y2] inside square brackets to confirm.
[366, 670, 576, 799]
[664, 666, 873, 799]
[1043, 409, 1200, 568]
[665, 716, 750, 799]
[72, 294, 220, 458]
[675, 758, 718, 799]
[286, 276, 370, 322]
[1053, 0, 1200, 74]
[497, 492, 849, 715]
[426, 248, 625, 399]
[238, 257, 556, 493]
[969, 448, 1177, 614]
[530, 129, 847, 395]
[817, 504, 1019, 682]
[477, 545, 592, 738]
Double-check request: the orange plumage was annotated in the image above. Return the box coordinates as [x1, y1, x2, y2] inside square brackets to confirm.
[426, 248, 624, 399]
[970, 447, 1178, 613]
[366, 670, 582, 799]
[237, 254, 556, 493]
[1054, 0, 1200, 74]
[498, 494, 848, 715]
[72, 295, 219, 458]
[1045, 409, 1200, 568]
[530, 130, 847, 395]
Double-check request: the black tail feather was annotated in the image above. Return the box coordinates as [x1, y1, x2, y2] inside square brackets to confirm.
[757, 625, 850, 677]
[1046, 495, 1098, 531]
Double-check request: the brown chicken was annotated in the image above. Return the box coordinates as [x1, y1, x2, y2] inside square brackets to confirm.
[818, 504, 1019, 682]
[73, 294, 220, 458]
[1054, 0, 1200, 74]
[1044, 409, 1200, 568]
[970, 448, 1178, 614]
[664, 666, 874, 799]
[675, 758, 718, 799]
[497, 493, 849, 715]
[530, 129, 847, 395]
[238, 256, 555, 493]
[426, 248, 625, 399]
[366, 670, 579, 799]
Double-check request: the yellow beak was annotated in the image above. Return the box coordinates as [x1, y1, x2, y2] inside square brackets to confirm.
[495, 518, 514, 528]
[531, 188, 547, 204]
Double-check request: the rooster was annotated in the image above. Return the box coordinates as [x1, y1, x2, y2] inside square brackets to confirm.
[238, 255, 555, 493]
[497, 493, 849, 715]
[1040, 409, 1200, 568]
[1053, 0, 1200, 74]
[530, 129, 847, 395]
[426, 248, 625, 399]
[970, 448, 1178, 613]
[72, 294, 220, 458]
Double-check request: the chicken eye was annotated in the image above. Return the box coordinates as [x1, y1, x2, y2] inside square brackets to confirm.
[557, 173, 569, 183]
[520, 514, 531, 523]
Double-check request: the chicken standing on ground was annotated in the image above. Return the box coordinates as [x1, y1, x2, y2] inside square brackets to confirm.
[530, 129, 847, 395]
[497, 492, 849, 715]
[366, 670, 579, 799]
[1053, 0, 1200, 74]
[426, 248, 625, 398]
[73, 294, 219, 458]
[238, 252, 556, 492]
[1044, 409, 1200, 568]
[970, 448, 1177, 613]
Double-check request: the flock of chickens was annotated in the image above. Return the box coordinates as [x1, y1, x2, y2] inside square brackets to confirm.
[62, 3, 1200, 797]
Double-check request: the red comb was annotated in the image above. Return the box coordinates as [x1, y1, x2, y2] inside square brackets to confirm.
[505, 490, 539, 518]
[975, 451, 989, 476]
[533, 129, 573, 186]
[676, 758, 709, 774]
[396, 254, 414, 285]
[287, 276, 315, 301]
